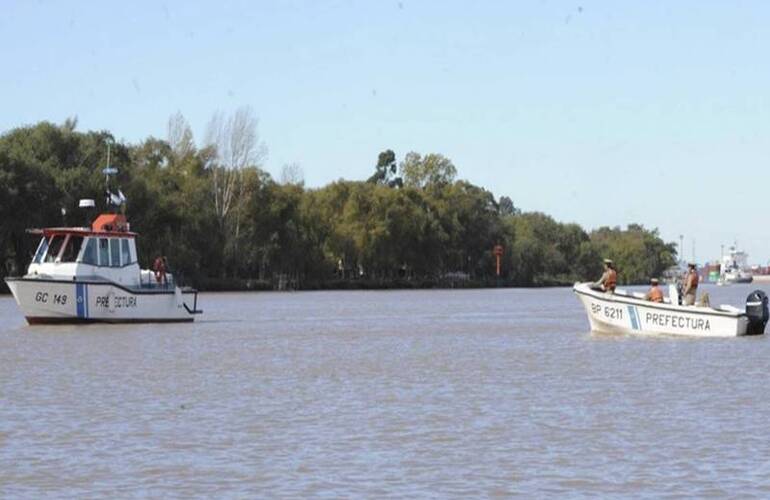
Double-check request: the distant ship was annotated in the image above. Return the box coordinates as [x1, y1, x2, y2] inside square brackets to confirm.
[717, 246, 753, 285]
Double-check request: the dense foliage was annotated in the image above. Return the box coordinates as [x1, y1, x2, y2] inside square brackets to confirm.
[0, 119, 677, 290]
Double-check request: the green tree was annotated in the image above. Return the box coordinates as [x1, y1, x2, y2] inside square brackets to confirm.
[590, 224, 677, 284]
[0, 119, 678, 291]
[401, 152, 457, 190]
[367, 149, 402, 188]
[498, 195, 519, 216]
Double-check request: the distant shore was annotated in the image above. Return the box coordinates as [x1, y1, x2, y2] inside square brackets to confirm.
[3, 278, 746, 295]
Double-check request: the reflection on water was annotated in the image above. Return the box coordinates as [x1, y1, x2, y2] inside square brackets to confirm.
[1, 284, 770, 497]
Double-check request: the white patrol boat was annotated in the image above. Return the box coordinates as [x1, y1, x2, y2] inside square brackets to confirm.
[573, 282, 767, 337]
[5, 210, 202, 324]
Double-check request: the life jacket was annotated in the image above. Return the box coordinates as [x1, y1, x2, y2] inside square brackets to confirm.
[686, 271, 698, 291]
[649, 286, 663, 303]
[605, 268, 617, 291]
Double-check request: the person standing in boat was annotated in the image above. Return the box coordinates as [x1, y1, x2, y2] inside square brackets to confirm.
[592, 258, 617, 293]
[153, 255, 167, 287]
[644, 278, 664, 302]
[682, 263, 699, 306]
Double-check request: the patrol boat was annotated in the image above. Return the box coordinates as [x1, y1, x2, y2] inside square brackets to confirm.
[573, 282, 767, 337]
[5, 206, 202, 324]
[6, 148, 202, 324]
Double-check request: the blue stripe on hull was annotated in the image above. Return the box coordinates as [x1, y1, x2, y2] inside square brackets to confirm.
[76, 283, 85, 318]
[627, 305, 640, 330]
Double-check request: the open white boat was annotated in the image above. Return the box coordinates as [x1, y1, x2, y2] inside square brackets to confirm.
[5, 212, 202, 324]
[573, 282, 767, 337]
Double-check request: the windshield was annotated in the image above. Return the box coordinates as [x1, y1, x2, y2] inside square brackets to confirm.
[44, 235, 64, 263]
[80, 238, 97, 265]
[33, 237, 48, 264]
[110, 239, 121, 267]
[121, 238, 132, 265]
[60, 236, 84, 263]
[99, 238, 109, 266]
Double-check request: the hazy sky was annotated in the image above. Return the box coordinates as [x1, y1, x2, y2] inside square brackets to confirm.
[2, 1, 769, 263]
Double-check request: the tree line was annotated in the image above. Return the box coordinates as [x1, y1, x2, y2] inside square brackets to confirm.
[0, 113, 677, 291]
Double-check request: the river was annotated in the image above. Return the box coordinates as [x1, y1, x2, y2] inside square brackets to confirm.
[2, 284, 770, 497]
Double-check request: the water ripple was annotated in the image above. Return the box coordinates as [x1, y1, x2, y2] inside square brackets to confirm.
[2, 285, 770, 497]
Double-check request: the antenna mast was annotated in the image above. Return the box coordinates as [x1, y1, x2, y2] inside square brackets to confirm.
[105, 141, 111, 196]
[102, 140, 120, 211]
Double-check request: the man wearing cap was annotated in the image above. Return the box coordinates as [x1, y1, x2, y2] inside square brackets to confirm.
[644, 278, 664, 303]
[592, 259, 617, 293]
[682, 263, 699, 306]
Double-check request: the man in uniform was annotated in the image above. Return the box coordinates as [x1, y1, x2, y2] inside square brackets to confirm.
[644, 278, 664, 302]
[592, 258, 617, 293]
[682, 262, 699, 306]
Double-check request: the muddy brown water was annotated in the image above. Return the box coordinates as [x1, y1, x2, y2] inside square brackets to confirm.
[2, 284, 770, 497]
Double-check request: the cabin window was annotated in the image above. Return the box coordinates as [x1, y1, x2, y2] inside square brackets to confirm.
[44, 236, 65, 263]
[99, 238, 110, 266]
[81, 238, 98, 265]
[110, 239, 121, 268]
[121, 239, 132, 265]
[33, 237, 49, 264]
[60, 236, 84, 263]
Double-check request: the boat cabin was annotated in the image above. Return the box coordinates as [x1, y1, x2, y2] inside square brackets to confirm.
[27, 213, 145, 287]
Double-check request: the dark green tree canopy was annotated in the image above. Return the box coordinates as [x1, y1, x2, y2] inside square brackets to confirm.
[367, 149, 402, 188]
[0, 120, 676, 290]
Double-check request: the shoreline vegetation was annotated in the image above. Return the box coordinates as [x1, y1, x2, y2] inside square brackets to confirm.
[0, 113, 677, 294]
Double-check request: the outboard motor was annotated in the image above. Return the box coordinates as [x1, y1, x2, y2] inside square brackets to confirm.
[745, 290, 769, 335]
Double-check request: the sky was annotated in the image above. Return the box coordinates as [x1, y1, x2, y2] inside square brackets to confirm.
[2, 1, 770, 264]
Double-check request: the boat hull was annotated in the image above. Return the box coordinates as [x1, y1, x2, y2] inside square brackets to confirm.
[573, 283, 750, 337]
[5, 278, 198, 324]
[724, 277, 754, 284]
